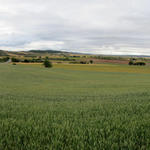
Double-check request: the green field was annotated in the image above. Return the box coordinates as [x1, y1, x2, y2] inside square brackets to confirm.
[0, 64, 150, 149]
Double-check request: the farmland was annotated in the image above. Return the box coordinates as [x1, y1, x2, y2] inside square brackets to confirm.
[0, 63, 150, 149]
[1, 49, 150, 65]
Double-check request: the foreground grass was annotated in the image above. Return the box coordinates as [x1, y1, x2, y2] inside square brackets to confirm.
[0, 64, 150, 149]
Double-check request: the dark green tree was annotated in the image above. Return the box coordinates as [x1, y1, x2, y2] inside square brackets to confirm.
[43, 59, 52, 68]
[90, 60, 93, 64]
[128, 60, 134, 65]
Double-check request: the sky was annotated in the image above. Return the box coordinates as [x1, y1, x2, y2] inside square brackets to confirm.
[0, 0, 150, 55]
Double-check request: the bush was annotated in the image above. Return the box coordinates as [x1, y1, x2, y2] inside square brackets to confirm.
[11, 57, 20, 62]
[43, 60, 52, 68]
[128, 60, 134, 65]
[0, 57, 10, 63]
[3, 57, 9, 62]
[31, 58, 43, 63]
[80, 61, 87, 64]
[129, 60, 146, 66]
[90, 60, 94, 64]
[24, 59, 30, 63]
[134, 62, 146, 66]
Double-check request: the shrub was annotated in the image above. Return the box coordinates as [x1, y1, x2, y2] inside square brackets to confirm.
[43, 60, 52, 68]
[80, 61, 87, 64]
[0, 57, 10, 63]
[90, 60, 94, 64]
[45, 56, 49, 60]
[129, 60, 146, 66]
[134, 62, 146, 66]
[24, 59, 30, 63]
[11, 57, 20, 62]
[3, 57, 9, 62]
[128, 60, 134, 65]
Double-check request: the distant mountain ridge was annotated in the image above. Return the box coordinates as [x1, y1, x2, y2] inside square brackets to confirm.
[29, 50, 67, 53]
[0, 49, 67, 57]
[0, 49, 150, 57]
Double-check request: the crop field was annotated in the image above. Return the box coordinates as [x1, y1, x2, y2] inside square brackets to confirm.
[0, 63, 150, 149]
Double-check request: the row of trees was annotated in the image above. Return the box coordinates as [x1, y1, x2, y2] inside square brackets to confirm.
[11, 58, 44, 63]
[11, 57, 76, 63]
[129, 60, 146, 66]
[12, 58, 53, 68]
[11, 57, 94, 65]
[0, 57, 9, 62]
[70, 60, 94, 64]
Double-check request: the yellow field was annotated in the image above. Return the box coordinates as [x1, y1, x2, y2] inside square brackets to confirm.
[54, 64, 150, 74]
[15, 63, 150, 74]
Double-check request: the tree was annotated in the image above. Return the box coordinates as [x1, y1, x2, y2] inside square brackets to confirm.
[90, 60, 93, 64]
[43, 59, 52, 68]
[134, 62, 146, 66]
[80, 61, 87, 64]
[11, 57, 20, 62]
[45, 56, 49, 60]
[128, 60, 134, 65]
[24, 59, 30, 63]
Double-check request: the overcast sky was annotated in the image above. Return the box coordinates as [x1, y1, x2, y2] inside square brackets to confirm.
[0, 0, 150, 55]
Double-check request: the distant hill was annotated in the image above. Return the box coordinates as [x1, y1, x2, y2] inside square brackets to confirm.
[0, 50, 68, 57]
[0, 49, 150, 58]
[0, 50, 9, 56]
[29, 50, 67, 54]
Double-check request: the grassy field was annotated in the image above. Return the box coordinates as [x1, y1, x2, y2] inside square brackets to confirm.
[0, 63, 150, 149]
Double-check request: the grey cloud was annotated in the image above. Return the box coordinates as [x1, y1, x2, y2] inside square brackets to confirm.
[0, 0, 150, 55]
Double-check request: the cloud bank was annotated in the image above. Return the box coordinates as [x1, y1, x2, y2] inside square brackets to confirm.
[0, 0, 150, 55]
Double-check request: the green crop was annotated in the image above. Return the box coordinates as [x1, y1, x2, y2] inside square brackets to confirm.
[0, 64, 150, 150]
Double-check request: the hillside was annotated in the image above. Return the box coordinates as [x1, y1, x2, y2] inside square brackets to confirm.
[1, 50, 150, 65]
[0, 50, 67, 57]
[0, 50, 9, 56]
